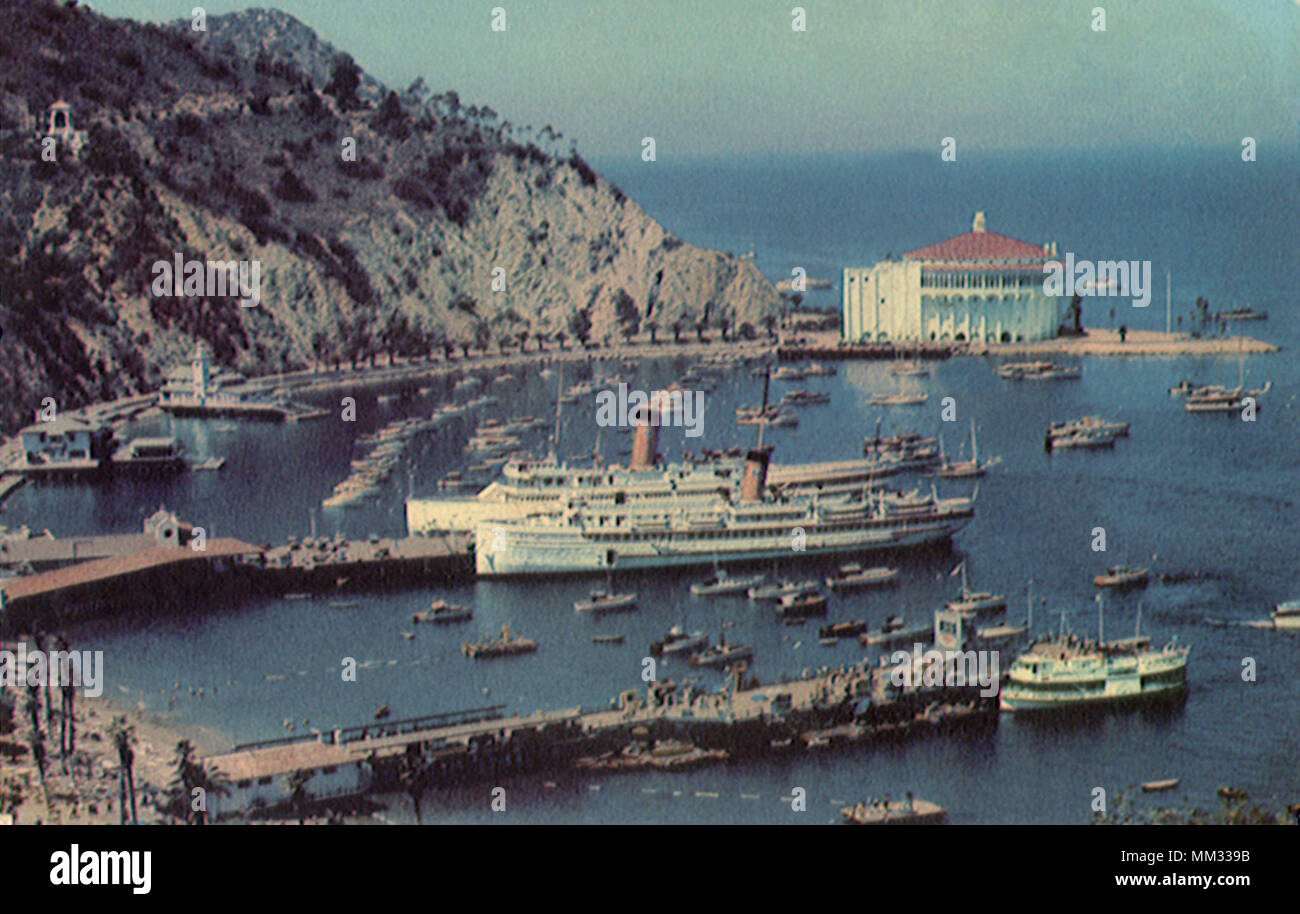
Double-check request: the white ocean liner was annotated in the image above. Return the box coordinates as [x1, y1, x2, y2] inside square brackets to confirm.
[474, 447, 972, 576]
[409, 409, 927, 534]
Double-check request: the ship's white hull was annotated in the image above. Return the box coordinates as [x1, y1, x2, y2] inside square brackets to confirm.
[1000, 677, 1185, 712]
[406, 458, 922, 534]
[1000, 653, 1187, 712]
[475, 515, 968, 576]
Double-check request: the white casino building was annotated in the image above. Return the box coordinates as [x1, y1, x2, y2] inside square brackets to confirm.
[842, 213, 1061, 343]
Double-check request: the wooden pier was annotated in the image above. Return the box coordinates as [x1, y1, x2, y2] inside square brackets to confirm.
[0, 532, 474, 631]
[778, 342, 958, 362]
[202, 660, 998, 817]
[250, 533, 473, 593]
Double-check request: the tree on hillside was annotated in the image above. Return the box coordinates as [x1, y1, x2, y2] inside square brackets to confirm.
[615, 290, 640, 342]
[325, 55, 361, 109]
[568, 309, 592, 346]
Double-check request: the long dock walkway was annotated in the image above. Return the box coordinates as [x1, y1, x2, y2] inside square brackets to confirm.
[202, 658, 997, 816]
[0, 532, 474, 630]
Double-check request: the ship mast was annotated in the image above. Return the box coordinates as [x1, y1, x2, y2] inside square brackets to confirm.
[550, 365, 563, 461]
[1026, 578, 1033, 630]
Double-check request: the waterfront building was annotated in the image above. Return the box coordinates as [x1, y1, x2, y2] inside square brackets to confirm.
[842, 213, 1060, 343]
[158, 343, 290, 419]
[158, 344, 248, 409]
[17, 415, 114, 471]
[204, 741, 370, 820]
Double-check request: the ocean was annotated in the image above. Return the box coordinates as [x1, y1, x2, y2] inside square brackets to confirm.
[6, 148, 1298, 823]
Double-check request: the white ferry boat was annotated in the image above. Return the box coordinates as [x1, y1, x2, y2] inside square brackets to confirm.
[475, 448, 973, 576]
[1000, 627, 1188, 713]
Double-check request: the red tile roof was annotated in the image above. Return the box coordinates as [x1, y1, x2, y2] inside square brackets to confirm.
[905, 230, 1048, 263]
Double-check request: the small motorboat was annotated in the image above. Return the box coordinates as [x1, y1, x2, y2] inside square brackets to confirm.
[1141, 778, 1180, 792]
[945, 592, 1006, 615]
[945, 562, 1006, 615]
[748, 579, 818, 602]
[592, 634, 625, 645]
[861, 616, 930, 646]
[1093, 566, 1150, 589]
[688, 641, 754, 668]
[818, 620, 867, 639]
[779, 389, 831, 407]
[1049, 416, 1130, 439]
[1168, 379, 1208, 397]
[775, 591, 828, 618]
[691, 569, 766, 596]
[575, 590, 638, 613]
[650, 625, 709, 656]
[825, 563, 898, 591]
[1215, 307, 1267, 321]
[1269, 599, 1300, 630]
[868, 392, 927, 406]
[413, 599, 473, 624]
[1046, 429, 1115, 450]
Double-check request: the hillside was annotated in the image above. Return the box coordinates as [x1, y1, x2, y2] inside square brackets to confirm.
[0, 0, 781, 432]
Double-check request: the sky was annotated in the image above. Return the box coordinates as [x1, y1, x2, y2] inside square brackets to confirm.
[89, 1, 1298, 160]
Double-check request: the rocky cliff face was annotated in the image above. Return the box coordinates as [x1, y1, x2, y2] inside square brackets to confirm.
[0, 0, 780, 432]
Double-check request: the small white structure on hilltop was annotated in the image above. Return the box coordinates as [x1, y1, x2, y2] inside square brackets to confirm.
[842, 213, 1061, 344]
[46, 100, 87, 158]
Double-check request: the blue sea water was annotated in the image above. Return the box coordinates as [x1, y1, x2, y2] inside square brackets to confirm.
[6, 149, 1299, 824]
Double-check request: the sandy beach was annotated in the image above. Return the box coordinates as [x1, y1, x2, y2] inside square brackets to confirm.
[1, 680, 230, 825]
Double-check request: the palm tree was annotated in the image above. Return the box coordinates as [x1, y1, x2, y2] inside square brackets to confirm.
[29, 731, 46, 780]
[25, 692, 40, 740]
[33, 632, 53, 730]
[554, 330, 567, 351]
[672, 320, 683, 344]
[59, 680, 75, 760]
[286, 769, 312, 825]
[107, 717, 137, 824]
[1, 776, 24, 824]
[168, 739, 202, 824]
[646, 319, 658, 344]
[56, 635, 74, 760]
